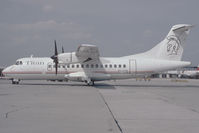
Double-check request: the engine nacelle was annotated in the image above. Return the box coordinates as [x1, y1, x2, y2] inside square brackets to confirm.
[58, 52, 79, 64]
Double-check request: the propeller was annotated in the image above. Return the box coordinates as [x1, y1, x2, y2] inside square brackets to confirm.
[51, 40, 58, 75]
[62, 46, 64, 53]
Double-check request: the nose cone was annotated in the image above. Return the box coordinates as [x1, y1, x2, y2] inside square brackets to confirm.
[2, 66, 12, 76]
[2, 68, 8, 76]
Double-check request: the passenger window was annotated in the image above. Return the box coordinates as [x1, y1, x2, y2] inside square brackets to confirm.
[101, 64, 103, 68]
[86, 64, 89, 68]
[114, 64, 117, 68]
[105, 64, 108, 68]
[76, 64, 79, 68]
[95, 64, 98, 68]
[72, 65, 75, 68]
[91, 64, 94, 68]
[109, 64, 112, 68]
[81, 64, 84, 68]
[123, 64, 126, 68]
[67, 65, 70, 68]
[119, 65, 121, 68]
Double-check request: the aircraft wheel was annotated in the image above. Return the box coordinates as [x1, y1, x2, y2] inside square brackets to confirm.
[86, 80, 95, 86]
[12, 79, 20, 84]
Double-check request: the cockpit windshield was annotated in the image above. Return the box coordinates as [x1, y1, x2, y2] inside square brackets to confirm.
[16, 61, 23, 65]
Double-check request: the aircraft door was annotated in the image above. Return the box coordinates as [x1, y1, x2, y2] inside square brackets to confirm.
[129, 59, 137, 75]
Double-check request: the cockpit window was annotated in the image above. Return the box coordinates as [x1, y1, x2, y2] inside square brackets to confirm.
[16, 61, 23, 65]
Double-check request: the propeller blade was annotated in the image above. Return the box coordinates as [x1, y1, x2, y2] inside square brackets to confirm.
[62, 46, 64, 53]
[54, 40, 58, 56]
[55, 60, 58, 75]
[51, 40, 59, 75]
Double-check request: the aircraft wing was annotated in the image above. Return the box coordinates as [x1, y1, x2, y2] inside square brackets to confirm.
[76, 44, 100, 63]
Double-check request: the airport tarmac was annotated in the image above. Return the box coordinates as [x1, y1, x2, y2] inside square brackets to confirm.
[1, 79, 199, 133]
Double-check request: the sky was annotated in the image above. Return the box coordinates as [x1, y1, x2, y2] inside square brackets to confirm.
[0, 0, 199, 67]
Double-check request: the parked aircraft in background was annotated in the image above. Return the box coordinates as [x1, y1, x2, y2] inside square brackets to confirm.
[167, 66, 199, 78]
[2, 24, 193, 85]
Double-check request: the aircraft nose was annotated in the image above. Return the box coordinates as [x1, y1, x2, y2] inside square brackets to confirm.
[2, 68, 8, 76]
[2, 66, 11, 76]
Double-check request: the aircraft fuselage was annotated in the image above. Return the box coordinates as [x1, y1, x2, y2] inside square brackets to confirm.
[3, 56, 190, 82]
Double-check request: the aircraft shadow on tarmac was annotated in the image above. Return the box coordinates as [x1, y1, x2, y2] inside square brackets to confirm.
[3, 81, 199, 89]
[98, 84, 199, 89]
[18, 82, 117, 89]
[1, 79, 199, 89]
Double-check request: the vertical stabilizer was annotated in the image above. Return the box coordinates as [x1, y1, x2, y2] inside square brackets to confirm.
[144, 24, 193, 61]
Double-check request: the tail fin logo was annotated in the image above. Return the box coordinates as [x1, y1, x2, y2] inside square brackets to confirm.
[166, 35, 181, 55]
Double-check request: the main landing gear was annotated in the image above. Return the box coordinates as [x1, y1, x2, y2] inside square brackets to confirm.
[86, 80, 95, 86]
[12, 79, 20, 84]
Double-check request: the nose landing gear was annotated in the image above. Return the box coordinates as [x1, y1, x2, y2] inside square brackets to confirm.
[12, 79, 20, 84]
[86, 80, 95, 86]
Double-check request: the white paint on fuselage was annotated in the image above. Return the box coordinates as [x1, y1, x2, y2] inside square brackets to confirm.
[3, 56, 190, 82]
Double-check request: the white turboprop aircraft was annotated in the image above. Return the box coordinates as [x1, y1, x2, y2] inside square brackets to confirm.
[2, 24, 193, 85]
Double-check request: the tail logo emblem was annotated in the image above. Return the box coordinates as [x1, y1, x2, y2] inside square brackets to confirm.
[166, 35, 180, 55]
